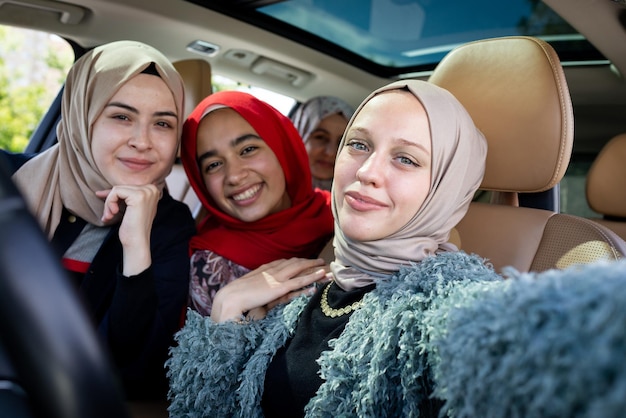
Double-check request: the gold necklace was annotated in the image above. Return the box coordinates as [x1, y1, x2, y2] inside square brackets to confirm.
[320, 282, 364, 318]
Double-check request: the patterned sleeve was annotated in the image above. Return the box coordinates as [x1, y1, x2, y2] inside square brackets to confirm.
[188, 250, 250, 316]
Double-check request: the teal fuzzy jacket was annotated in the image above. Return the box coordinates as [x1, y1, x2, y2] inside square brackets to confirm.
[167, 252, 626, 417]
[166, 252, 500, 417]
[426, 258, 626, 418]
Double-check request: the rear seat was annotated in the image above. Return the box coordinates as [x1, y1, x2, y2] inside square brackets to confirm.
[585, 133, 626, 240]
[166, 59, 213, 221]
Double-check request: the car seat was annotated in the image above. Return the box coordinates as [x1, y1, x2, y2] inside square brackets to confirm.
[165, 59, 212, 220]
[429, 36, 626, 273]
[585, 133, 626, 240]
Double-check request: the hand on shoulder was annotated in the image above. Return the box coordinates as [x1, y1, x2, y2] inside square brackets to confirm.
[211, 257, 330, 323]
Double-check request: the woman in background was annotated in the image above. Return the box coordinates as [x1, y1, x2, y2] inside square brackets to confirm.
[290, 95, 354, 190]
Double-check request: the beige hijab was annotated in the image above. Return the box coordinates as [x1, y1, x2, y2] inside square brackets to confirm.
[12, 40, 185, 239]
[331, 80, 487, 290]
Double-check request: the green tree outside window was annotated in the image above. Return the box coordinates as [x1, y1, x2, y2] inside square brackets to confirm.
[0, 26, 73, 152]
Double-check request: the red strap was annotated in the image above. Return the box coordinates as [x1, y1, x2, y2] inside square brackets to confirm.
[62, 258, 90, 274]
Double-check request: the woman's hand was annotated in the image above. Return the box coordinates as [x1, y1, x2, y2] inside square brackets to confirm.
[211, 258, 330, 323]
[96, 184, 161, 276]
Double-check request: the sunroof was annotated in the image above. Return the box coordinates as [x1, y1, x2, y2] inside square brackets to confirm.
[191, 0, 606, 76]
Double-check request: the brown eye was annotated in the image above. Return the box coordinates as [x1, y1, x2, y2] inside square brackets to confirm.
[203, 160, 222, 173]
[156, 120, 174, 129]
[240, 145, 258, 155]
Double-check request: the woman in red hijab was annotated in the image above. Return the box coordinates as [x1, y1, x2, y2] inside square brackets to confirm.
[181, 90, 334, 316]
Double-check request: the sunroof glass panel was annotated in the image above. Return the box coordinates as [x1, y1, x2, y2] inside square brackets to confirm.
[259, 0, 590, 68]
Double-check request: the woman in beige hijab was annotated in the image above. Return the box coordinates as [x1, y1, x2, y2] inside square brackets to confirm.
[3, 40, 195, 400]
[168, 79, 501, 416]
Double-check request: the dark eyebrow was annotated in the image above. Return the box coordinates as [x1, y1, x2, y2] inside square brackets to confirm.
[106, 101, 177, 119]
[155, 110, 178, 119]
[197, 133, 262, 165]
[106, 101, 138, 114]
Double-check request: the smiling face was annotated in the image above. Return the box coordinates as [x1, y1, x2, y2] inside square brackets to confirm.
[196, 107, 291, 222]
[304, 112, 350, 181]
[91, 73, 179, 187]
[333, 90, 432, 242]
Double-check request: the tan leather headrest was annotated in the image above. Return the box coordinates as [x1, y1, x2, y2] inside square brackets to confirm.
[586, 133, 626, 218]
[173, 59, 213, 118]
[429, 36, 573, 193]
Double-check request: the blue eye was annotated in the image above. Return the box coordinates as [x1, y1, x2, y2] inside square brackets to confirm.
[398, 156, 419, 167]
[347, 140, 368, 151]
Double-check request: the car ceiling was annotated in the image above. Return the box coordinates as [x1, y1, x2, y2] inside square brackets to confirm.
[1, 0, 626, 155]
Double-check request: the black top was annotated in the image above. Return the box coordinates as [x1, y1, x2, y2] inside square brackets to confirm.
[262, 281, 376, 417]
[3, 149, 196, 400]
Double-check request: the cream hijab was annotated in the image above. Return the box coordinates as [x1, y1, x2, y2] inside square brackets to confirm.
[12, 40, 185, 239]
[331, 80, 488, 290]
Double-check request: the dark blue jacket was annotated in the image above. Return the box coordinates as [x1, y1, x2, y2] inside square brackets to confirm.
[2, 149, 195, 400]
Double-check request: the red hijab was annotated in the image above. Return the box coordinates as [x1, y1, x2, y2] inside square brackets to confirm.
[181, 90, 334, 269]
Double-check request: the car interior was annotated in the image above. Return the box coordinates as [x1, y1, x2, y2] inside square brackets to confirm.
[1, 0, 626, 417]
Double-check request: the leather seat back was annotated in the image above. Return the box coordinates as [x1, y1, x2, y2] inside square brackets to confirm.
[429, 36, 626, 273]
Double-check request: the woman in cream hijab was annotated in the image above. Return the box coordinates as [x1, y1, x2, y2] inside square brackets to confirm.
[4, 40, 196, 400]
[168, 79, 500, 416]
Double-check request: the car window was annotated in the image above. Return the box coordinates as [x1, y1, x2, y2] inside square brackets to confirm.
[560, 158, 599, 218]
[0, 25, 74, 152]
[213, 74, 296, 115]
